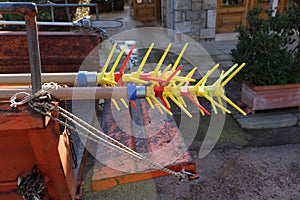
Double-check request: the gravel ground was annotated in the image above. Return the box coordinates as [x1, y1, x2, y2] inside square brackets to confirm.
[84, 144, 300, 200]
[155, 144, 300, 200]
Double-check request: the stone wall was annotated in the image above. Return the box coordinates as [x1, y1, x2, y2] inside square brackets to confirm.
[161, 0, 217, 41]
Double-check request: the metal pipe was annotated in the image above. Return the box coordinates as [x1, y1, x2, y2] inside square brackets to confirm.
[0, 2, 37, 15]
[0, 87, 128, 100]
[24, 6, 42, 94]
[95, 4, 99, 21]
[37, 3, 98, 8]
[0, 20, 81, 26]
[0, 73, 79, 86]
[63, 0, 71, 22]
[170, 0, 175, 41]
[0, 2, 42, 94]
[171, 0, 174, 31]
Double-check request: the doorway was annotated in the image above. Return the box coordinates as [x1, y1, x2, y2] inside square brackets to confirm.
[216, 0, 287, 33]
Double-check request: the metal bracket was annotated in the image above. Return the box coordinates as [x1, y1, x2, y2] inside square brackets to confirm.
[180, 168, 199, 182]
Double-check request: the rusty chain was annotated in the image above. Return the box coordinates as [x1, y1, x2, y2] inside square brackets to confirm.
[17, 165, 45, 200]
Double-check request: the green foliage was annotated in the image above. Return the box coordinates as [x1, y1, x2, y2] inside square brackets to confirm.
[231, 0, 300, 86]
[0, 0, 51, 31]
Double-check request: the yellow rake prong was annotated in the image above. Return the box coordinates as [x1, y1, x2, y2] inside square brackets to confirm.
[178, 67, 197, 87]
[195, 63, 220, 88]
[172, 43, 188, 71]
[191, 94, 205, 116]
[120, 98, 129, 109]
[217, 96, 226, 114]
[163, 96, 171, 109]
[102, 43, 117, 74]
[222, 63, 246, 86]
[110, 45, 127, 74]
[146, 97, 154, 109]
[169, 95, 192, 118]
[155, 43, 172, 73]
[203, 94, 231, 114]
[111, 99, 120, 111]
[137, 43, 155, 73]
[221, 63, 238, 80]
[222, 95, 247, 116]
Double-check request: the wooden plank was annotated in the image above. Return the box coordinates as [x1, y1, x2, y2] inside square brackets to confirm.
[133, 0, 158, 21]
[216, 0, 248, 33]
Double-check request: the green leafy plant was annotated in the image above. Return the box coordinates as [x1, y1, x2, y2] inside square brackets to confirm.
[231, 0, 300, 86]
[0, 0, 51, 31]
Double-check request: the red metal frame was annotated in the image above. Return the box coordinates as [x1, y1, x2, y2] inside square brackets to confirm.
[0, 103, 76, 199]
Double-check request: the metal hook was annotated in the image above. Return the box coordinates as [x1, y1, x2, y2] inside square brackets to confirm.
[180, 168, 199, 182]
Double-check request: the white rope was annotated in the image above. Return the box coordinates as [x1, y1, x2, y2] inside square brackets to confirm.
[30, 101, 186, 179]
[10, 83, 193, 181]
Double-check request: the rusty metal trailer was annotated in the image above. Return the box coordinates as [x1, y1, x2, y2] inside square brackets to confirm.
[0, 2, 198, 199]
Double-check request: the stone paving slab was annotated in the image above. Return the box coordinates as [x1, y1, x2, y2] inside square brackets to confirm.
[293, 112, 300, 126]
[236, 113, 299, 129]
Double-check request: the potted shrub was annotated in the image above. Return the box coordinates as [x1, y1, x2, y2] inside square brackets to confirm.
[231, 0, 300, 113]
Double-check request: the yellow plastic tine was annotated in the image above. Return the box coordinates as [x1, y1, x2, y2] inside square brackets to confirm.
[120, 98, 129, 109]
[173, 76, 195, 83]
[137, 43, 155, 73]
[203, 94, 231, 114]
[191, 95, 205, 116]
[178, 96, 187, 108]
[222, 63, 238, 80]
[172, 43, 188, 71]
[213, 70, 224, 87]
[222, 95, 247, 116]
[160, 64, 172, 79]
[151, 96, 164, 115]
[152, 96, 173, 116]
[217, 96, 226, 114]
[222, 63, 246, 86]
[169, 95, 192, 118]
[127, 77, 148, 85]
[159, 101, 173, 116]
[102, 43, 117, 73]
[111, 99, 120, 111]
[146, 97, 154, 109]
[155, 43, 172, 73]
[110, 45, 127, 74]
[196, 63, 220, 87]
[156, 104, 164, 115]
[211, 97, 218, 114]
[163, 96, 171, 109]
[178, 67, 197, 87]
[101, 78, 117, 85]
[213, 65, 238, 87]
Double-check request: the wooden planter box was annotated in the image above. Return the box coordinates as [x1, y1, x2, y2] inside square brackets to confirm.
[242, 82, 300, 113]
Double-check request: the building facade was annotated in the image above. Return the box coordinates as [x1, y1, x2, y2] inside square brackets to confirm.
[161, 0, 286, 41]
